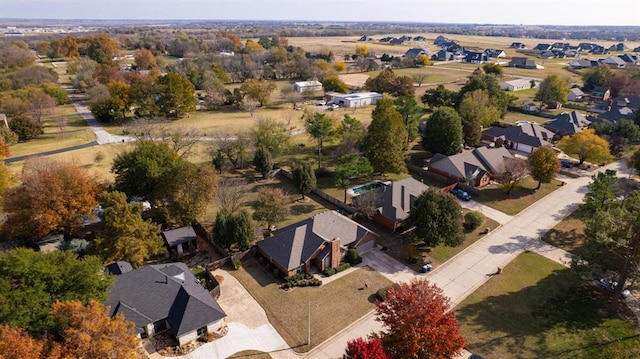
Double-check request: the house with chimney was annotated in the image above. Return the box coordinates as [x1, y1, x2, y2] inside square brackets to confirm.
[545, 111, 590, 136]
[105, 262, 226, 346]
[256, 211, 377, 276]
[427, 146, 514, 188]
[371, 178, 430, 231]
[481, 123, 554, 154]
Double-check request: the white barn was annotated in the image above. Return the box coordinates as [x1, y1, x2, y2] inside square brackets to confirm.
[332, 92, 383, 108]
[500, 79, 532, 92]
[293, 80, 323, 93]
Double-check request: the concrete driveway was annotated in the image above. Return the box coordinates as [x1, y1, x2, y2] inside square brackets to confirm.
[169, 270, 291, 359]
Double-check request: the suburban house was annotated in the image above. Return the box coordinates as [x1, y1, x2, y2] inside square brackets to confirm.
[567, 88, 585, 102]
[256, 211, 377, 276]
[539, 51, 555, 59]
[594, 107, 636, 123]
[331, 92, 383, 108]
[481, 123, 554, 154]
[432, 50, 454, 61]
[500, 79, 532, 92]
[611, 95, 640, 111]
[463, 51, 488, 64]
[358, 35, 373, 41]
[618, 53, 639, 65]
[591, 87, 611, 102]
[568, 59, 598, 69]
[522, 103, 538, 112]
[509, 57, 537, 69]
[428, 146, 513, 187]
[293, 80, 323, 93]
[534, 43, 552, 51]
[105, 262, 226, 346]
[404, 48, 429, 57]
[510, 42, 527, 49]
[545, 111, 590, 136]
[372, 178, 430, 231]
[600, 56, 627, 68]
[609, 43, 628, 52]
[162, 226, 198, 257]
[484, 49, 507, 58]
[413, 36, 427, 41]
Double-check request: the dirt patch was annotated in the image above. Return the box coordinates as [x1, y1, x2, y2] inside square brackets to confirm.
[338, 73, 370, 88]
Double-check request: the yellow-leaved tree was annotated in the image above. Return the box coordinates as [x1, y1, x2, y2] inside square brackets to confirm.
[557, 128, 612, 165]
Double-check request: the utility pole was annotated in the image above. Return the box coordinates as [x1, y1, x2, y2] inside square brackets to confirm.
[307, 301, 318, 346]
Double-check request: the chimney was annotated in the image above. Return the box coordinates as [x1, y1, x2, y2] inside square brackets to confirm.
[330, 238, 341, 269]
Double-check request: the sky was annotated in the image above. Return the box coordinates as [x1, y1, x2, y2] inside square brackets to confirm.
[3, 0, 640, 26]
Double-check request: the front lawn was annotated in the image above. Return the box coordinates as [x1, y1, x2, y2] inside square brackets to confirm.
[541, 208, 586, 256]
[457, 252, 640, 359]
[474, 177, 564, 215]
[231, 260, 392, 352]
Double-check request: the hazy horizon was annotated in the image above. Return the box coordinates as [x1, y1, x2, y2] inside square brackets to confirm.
[3, 0, 640, 27]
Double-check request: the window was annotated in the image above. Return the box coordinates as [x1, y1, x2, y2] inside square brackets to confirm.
[197, 326, 208, 336]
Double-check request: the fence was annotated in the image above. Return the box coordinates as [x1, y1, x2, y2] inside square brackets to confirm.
[407, 164, 479, 195]
[277, 168, 357, 214]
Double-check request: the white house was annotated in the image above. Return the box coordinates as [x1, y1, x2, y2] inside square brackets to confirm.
[332, 92, 383, 108]
[500, 79, 532, 92]
[293, 80, 323, 93]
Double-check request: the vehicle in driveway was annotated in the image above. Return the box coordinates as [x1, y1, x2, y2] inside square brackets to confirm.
[599, 278, 631, 299]
[450, 188, 472, 201]
[560, 159, 573, 168]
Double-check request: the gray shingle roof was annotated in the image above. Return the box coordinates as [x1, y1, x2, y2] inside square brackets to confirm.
[106, 261, 134, 275]
[162, 226, 197, 247]
[377, 178, 430, 223]
[546, 111, 589, 135]
[257, 211, 376, 271]
[429, 147, 512, 180]
[105, 263, 226, 337]
[483, 123, 553, 148]
[597, 107, 636, 122]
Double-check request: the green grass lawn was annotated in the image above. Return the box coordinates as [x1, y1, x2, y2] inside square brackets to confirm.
[231, 260, 393, 352]
[503, 111, 550, 125]
[541, 208, 587, 257]
[457, 252, 640, 359]
[475, 178, 564, 215]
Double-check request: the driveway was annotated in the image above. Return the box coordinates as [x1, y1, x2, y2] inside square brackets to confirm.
[167, 270, 291, 359]
[456, 199, 513, 225]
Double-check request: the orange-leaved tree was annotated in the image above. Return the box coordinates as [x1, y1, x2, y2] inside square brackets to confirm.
[0, 325, 62, 359]
[375, 278, 465, 359]
[51, 300, 138, 359]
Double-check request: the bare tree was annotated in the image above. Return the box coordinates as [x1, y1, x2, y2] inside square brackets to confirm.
[241, 97, 259, 118]
[216, 177, 250, 215]
[28, 90, 56, 122]
[352, 190, 382, 219]
[129, 118, 201, 157]
[211, 131, 253, 169]
[57, 116, 67, 138]
[281, 87, 302, 110]
[411, 74, 428, 87]
[495, 158, 529, 194]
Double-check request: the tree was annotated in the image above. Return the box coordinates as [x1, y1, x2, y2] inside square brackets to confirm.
[8, 114, 43, 142]
[494, 157, 529, 194]
[3, 158, 103, 240]
[94, 191, 163, 268]
[557, 128, 612, 165]
[252, 118, 290, 157]
[535, 74, 569, 109]
[365, 69, 415, 97]
[593, 119, 640, 155]
[582, 65, 612, 92]
[355, 44, 370, 58]
[344, 337, 390, 359]
[155, 73, 197, 119]
[458, 72, 512, 117]
[576, 189, 640, 312]
[361, 99, 407, 174]
[0, 249, 111, 337]
[421, 107, 463, 156]
[240, 80, 277, 107]
[528, 145, 560, 189]
[628, 147, 640, 175]
[403, 189, 464, 248]
[581, 169, 619, 215]
[252, 187, 289, 229]
[458, 90, 500, 146]
[253, 146, 274, 179]
[335, 154, 373, 203]
[321, 75, 349, 93]
[134, 48, 157, 70]
[306, 113, 335, 168]
[213, 209, 255, 251]
[0, 325, 62, 359]
[411, 73, 428, 87]
[292, 160, 317, 200]
[482, 63, 503, 76]
[51, 300, 138, 359]
[27, 89, 56, 122]
[420, 84, 456, 109]
[394, 95, 423, 145]
[375, 278, 465, 359]
[335, 114, 366, 157]
[216, 178, 249, 214]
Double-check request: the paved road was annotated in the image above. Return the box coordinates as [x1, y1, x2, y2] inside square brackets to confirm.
[69, 98, 133, 144]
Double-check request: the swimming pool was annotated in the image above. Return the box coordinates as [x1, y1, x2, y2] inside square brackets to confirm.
[347, 181, 391, 197]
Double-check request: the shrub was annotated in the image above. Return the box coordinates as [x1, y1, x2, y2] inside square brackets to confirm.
[346, 249, 362, 265]
[0, 126, 18, 145]
[324, 268, 337, 276]
[464, 211, 485, 231]
[376, 283, 401, 302]
[8, 115, 42, 142]
[232, 258, 242, 270]
[337, 262, 351, 272]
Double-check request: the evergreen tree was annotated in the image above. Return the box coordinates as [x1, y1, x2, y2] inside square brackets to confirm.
[252, 146, 274, 179]
[422, 107, 463, 156]
[292, 161, 317, 200]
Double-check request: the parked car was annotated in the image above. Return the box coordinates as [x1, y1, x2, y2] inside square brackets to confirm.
[560, 159, 573, 168]
[599, 278, 631, 299]
[451, 188, 472, 201]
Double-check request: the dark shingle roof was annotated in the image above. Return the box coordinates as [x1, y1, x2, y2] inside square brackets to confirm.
[404, 48, 428, 57]
[546, 111, 590, 135]
[106, 261, 134, 275]
[162, 226, 197, 247]
[483, 123, 554, 147]
[105, 263, 226, 337]
[257, 211, 376, 271]
[597, 107, 636, 122]
[429, 147, 512, 180]
[377, 178, 430, 223]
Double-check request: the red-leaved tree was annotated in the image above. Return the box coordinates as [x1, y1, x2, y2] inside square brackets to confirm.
[344, 337, 390, 359]
[375, 278, 465, 359]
